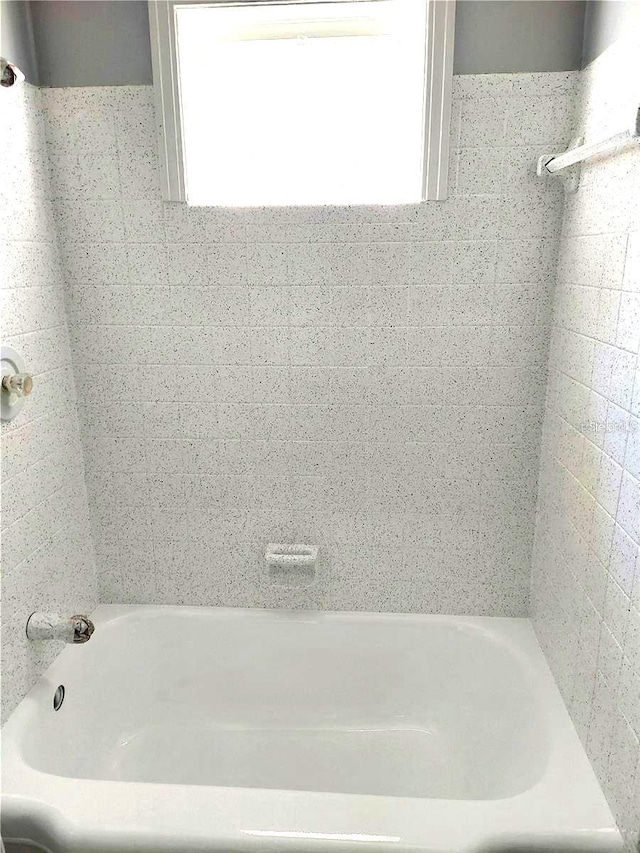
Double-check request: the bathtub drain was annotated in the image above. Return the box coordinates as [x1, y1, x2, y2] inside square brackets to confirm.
[53, 685, 65, 711]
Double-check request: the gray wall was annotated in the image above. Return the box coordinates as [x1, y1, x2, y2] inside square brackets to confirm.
[454, 1, 585, 74]
[581, 0, 640, 66]
[30, 0, 152, 87]
[0, 0, 39, 83]
[3, 0, 588, 87]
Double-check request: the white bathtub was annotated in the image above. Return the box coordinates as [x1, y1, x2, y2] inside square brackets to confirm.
[1, 605, 621, 853]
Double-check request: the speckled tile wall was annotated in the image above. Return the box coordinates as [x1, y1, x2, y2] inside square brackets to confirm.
[0, 84, 98, 723]
[39, 72, 577, 616]
[530, 31, 640, 853]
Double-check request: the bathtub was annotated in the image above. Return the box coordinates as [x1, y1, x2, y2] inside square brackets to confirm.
[1, 605, 621, 853]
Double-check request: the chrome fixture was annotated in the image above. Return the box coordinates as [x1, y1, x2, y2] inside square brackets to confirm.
[0, 58, 25, 88]
[26, 613, 95, 644]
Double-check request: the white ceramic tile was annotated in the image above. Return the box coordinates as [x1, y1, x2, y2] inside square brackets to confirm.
[530, 30, 640, 852]
[119, 152, 161, 200]
[458, 97, 507, 148]
[504, 95, 576, 146]
[455, 148, 503, 196]
[1, 84, 98, 724]
[122, 199, 165, 242]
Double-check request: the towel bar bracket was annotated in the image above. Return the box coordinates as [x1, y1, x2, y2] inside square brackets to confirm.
[537, 105, 640, 193]
[537, 137, 583, 194]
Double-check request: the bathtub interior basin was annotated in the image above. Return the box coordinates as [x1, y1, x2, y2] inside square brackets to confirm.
[1, 606, 622, 853]
[22, 609, 545, 799]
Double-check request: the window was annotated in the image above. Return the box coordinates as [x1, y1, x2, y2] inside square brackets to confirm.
[149, 0, 455, 205]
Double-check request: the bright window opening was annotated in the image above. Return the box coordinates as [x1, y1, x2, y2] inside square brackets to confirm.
[174, 0, 429, 206]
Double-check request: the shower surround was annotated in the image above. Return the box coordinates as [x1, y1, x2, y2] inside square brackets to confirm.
[43, 71, 575, 614]
[1, 35, 638, 853]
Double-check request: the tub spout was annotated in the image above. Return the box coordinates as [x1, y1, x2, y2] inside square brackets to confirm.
[26, 612, 95, 644]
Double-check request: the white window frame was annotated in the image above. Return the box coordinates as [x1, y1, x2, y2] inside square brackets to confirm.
[148, 0, 455, 204]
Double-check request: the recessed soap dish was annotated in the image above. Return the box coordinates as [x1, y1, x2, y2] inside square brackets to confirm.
[264, 544, 318, 586]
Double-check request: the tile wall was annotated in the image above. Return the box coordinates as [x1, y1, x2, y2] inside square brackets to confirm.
[2, 36, 638, 853]
[530, 30, 640, 853]
[41, 72, 576, 614]
[0, 84, 98, 723]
